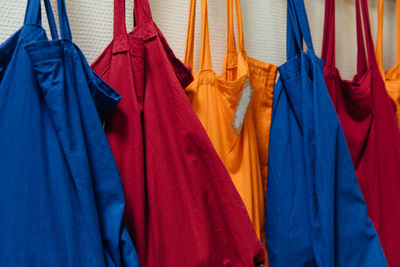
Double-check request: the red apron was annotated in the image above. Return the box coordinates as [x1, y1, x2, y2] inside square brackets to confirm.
[91, 0, 265, 266]
[322, 0, 400, 265]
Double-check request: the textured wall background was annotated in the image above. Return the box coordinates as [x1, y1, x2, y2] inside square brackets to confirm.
[0, 0, 397, 80]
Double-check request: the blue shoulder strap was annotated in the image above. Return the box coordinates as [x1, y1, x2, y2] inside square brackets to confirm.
[56, 0, 72, 41]
[286, 0, 314, 60]
[23, 0, 72, 41]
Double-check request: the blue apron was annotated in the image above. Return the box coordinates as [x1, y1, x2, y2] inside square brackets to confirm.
[265, 0, 387, 266]
[0, 0, 139, 266]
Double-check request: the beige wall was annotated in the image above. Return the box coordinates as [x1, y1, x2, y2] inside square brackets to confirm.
[0, 0, 397, 79]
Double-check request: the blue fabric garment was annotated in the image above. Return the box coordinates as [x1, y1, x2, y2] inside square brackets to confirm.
[0, 0, 139, 266]
[265, 0, 388, 266]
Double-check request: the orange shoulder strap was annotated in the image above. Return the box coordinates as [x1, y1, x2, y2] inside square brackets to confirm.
[226, 0, 245, 55]
[184, 0, 212, 71]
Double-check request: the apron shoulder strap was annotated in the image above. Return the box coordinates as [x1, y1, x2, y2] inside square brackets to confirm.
[226, 0, 245, 55]
[323, 0, 377, 74]
[24, 0, 59, 40]
[24, 0, 72, 41]
[24, 0, 41, 26]
[184, 0, 197, 68]
[376, 0, 385, 76]
[184, 0, 212, 71]
[286, 0, 315, 60]
[357, 0, 378, 74]
[134, 0, 153, 27]
[56, 0, 72, 41]
[114, 0, 127, 37]
[114, 0, 154, 38]
[355, 0, 368, 75]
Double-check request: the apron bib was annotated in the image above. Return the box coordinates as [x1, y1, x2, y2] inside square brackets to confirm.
[322, 1, 400, 265]
[184, 0, 277, 253]
[266, 0, 387, 265]
[91, 0, 265, 265]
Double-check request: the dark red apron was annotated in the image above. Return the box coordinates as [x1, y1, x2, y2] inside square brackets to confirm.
[322, 0, 400, 265]
[91, 0, 265, 266]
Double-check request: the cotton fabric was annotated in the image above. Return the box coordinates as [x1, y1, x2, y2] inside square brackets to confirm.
[322, 0, 400, 265]
[91, 0, 265, 265]
[0, 0, 139, 266]
[184, 0, 277, 253]
[266, 0, 387, 266]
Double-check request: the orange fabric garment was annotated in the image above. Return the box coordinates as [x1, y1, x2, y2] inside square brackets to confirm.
[376, 0, 400, 128]
[184, 0, 277, 257]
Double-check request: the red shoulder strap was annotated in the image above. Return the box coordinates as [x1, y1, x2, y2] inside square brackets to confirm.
[322, 0, 377, 73]
[114, 0, 154, 38]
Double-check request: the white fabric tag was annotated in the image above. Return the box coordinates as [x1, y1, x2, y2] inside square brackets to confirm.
[231, 77, 254, 136]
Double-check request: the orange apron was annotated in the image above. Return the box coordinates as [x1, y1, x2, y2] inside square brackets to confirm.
[376, 0, 400, 128]
[184, 0, 277, 256]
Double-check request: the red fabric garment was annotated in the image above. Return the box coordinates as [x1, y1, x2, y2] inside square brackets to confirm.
[322, 0, 400, 265]
[91, 0, 265, 266]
